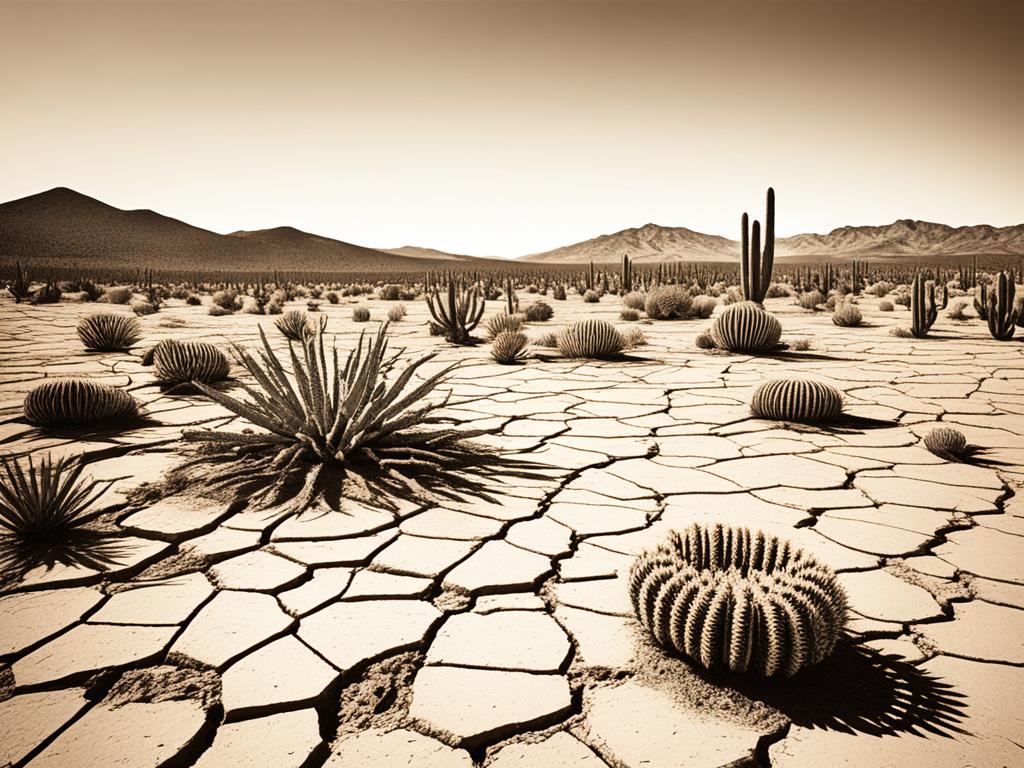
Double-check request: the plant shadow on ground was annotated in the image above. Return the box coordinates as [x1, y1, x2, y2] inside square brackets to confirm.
[953, 446, 1012, 468]
[762, 349, 864, 363]
[533, 352, 663, 364]
[732, 644, 970, 738]
[775, 415, 899, 436]
[157, 379, 237, 397]
[21, 413, 156, 438]
[174, 442, 551, 516]
[0, 529, 132, 586]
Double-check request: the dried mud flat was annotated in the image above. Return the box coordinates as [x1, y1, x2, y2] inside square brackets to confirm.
[2, 292, 1023, 768]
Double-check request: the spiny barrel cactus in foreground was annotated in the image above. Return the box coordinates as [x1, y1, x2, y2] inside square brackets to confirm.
[153, 340, 231, 384]
[710, 302, 782, 353]
[183, 322, 543, 512]
[24, 378, 139, 427]
[924, 426, 969, 461]
[556, 319, 624, 359]
[629, 523, 848, 677]
[76, 313, 142, 352]
[750, 379, 844, 423]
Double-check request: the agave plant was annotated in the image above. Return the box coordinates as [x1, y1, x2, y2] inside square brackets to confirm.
[183, 323, 540, 511]
[0, 454, 112, 548]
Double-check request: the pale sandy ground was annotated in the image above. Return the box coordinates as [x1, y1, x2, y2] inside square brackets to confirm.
[1, 290, 1022, 767]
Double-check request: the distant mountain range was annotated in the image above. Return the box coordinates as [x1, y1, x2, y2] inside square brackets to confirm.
[0, 188, 451, 273]
[519, 220, 1024, 263]
[2, 187, 1022, 272]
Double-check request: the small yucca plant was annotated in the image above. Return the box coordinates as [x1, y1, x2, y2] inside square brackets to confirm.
[276, 310, 324, 340]
[491, 331, 529, 364]
[0, 454, 111, 551]
[486, 313, 524, 340]
[183, 323, 539, 511]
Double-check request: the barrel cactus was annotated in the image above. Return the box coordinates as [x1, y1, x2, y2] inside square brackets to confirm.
[629, 523, 847, 676]
[77, 314, 142, 352]
[644, 285, 693, 320]
[491, 331, 529, 364]
[831, 301, 862, 327]
[153, 340, 231, 384]
[556, 319, 624, 359]
[750, 379, 844, 423]
[524, 301, 554, 322]
[710, 303, 782, 353]
[924, 427, 968, 461]
[24, 379, 139, 427]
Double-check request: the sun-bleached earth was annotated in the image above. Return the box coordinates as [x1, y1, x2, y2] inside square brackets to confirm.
[1, 290, 1023, 767]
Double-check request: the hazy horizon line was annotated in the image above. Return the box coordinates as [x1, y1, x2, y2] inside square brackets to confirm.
[7, 184, 1024, 262]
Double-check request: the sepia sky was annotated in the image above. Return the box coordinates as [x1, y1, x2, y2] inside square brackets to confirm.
[2, 0, 1022, 257]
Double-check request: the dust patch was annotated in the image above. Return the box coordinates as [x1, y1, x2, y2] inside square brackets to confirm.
[629, 634, 789, 734]
[0, 665, 14, 702]
[335, 652, 423, 738]
[108, 550, 209, 589]
[885, 559, 972, 609]
[104, 664, 221, 710]
[433, 587, 471, 612]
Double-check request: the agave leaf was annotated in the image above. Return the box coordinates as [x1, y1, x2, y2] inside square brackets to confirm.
[191, 380, 296, 438]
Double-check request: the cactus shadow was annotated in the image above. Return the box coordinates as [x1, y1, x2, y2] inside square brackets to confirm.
[21, 412, 156, 437]
[762, 350, 861, 363]
[734, 644, 970, 738]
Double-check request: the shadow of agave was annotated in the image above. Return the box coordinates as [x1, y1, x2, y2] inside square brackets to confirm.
[732, 644, 970, 738]
[0, 529, 134, 583]
[178, 440, 551, 515]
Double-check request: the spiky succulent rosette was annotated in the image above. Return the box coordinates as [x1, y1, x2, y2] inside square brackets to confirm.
[629, 523, 848, 677]
[183, 322, 544, 512]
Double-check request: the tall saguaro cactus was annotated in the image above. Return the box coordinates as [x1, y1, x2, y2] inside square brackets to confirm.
[986, 271, 1018, 341]
[741, 187, 775, 304]
[910, 273, 938, 338]
[621, 254, 632, 294]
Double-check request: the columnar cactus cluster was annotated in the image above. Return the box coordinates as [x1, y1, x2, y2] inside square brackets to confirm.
[911, 274, 938, 338]
[984, 271, 1018, 341]
[629, 523, 848, 677]
[740, 187, 775, 305]
[426, 279, 485, 344]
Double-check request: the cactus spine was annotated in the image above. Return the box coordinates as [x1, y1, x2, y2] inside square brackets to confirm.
[740, 188, 775, 304]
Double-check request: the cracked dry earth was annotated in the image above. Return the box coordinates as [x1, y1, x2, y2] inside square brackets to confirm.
[1, 292, 1023, 768]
